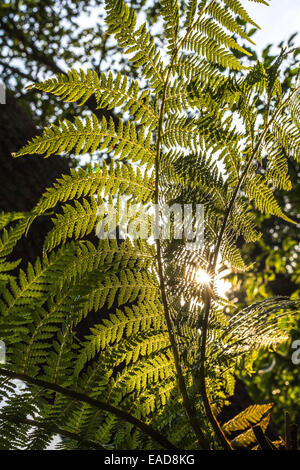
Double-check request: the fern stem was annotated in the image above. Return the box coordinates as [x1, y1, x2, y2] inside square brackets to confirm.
[199, 294, 233, 450]
[0, 368, 178, 450]
[154, 67, 210, 450]
[152, 9, 222, 449]
[198, 83, 300, 450]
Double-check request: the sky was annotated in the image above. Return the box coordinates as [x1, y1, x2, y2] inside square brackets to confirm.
[78, 1, 300, 57]
[242, 0, 300, 53]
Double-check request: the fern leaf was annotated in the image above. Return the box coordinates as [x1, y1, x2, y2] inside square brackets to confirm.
[14, 114, 154, 166]
[230, 414, 271, 448]
[160, 0, 179, 53]
[105, 0, 164, 88]
[245, 173, 296, 223]
[223, 403, 273, 433]
[27, 69, 158, 128]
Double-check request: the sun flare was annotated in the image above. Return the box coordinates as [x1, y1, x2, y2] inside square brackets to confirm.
[194, 267, 231, 299]
[195, 269, 211, 285]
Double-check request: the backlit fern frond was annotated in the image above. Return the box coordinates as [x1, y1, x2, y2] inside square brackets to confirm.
[1, 0, 299, 452]
[32, 161, 153, 219]
[105, 0, 164, 89]
[211, 298, 300, 367]
[222, 0, 261, 28]
[0, 217, 28, 259]
[205, 0, 255, 45]
[27, 69, 158, 129]
[272, 114, 300, 163]
[230, 414, 271, 448]
[44, 197, 99, 251]
[160, 0, 179, 53]
[182, 32, 247, 71]
[74, 302, 166, 374]
[14, 114, 153, 165]
[245, 173, 295, 223]
[223, 403, 273, 434]
[73, 268, 159, 314]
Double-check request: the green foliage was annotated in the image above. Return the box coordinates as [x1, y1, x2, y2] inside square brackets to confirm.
[0, 0, 162, 126]
[230, 414, 270, 448]
[230, 34, 300, 438]
[14, 114, 154, 167]
[223, 403, 272, 431]
[0, 0, 299, 451]
[27, 69, 158, 129]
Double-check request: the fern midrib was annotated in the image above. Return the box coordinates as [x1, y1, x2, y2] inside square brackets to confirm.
[25, 129, 155, 159]
[153, 8, 215, 447]
[53, 326, 72, 385]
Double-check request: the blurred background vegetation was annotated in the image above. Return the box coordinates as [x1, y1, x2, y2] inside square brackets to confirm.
[0, 0, 299, 439]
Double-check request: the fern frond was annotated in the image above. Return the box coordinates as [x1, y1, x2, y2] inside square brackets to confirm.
[44, 197, 98, 251]
[245, 173, 295, 223]
[184, 0, 197, 28]
[32, 161, 153, 221]
[0, 218, 28, 258]
[0, 242, 78, 325]
[213, 298, 300, 365]
[53, 239, 155, 295]
[105, 0, 164, 88]
[67, 268, 159, 324]
[27, 69, 158, 128]
[265, 136, 292, 190]
[160, 0, 179, 53]
[74, 302, 165, 374]
[185, 13, 252, 54]
[0, 212, 27, 230]
[14, 114, 154, 166]
[230, 414, 271, 448]
[223, 403, 273, 433]
[205, 1, 255, 45]
[182, 34, 245, 70]
[222, 0, 260, 28]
